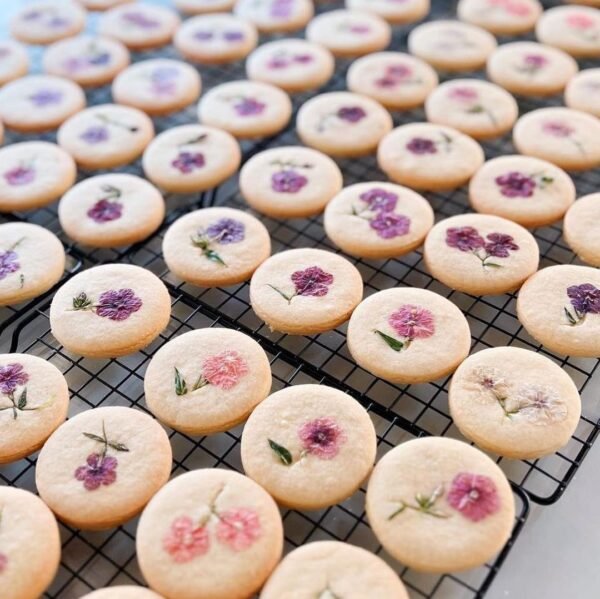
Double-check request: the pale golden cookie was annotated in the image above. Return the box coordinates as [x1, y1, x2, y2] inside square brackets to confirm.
[0, 41, 29, 86]
[175, 0, 235, 13]
[77, 0, 135, 9]
[80, 588, 164, 599]
[564, 193, 600, 266]
[457, 0, 542, 35]
[565, 68, 600, 118]
[346, 0, 429, 25]
[234, 0, 314, 33]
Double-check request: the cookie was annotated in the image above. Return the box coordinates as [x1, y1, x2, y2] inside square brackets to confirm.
[457, 0, 542, 35]
[296, 91, 393, 158]
[517, 264, 600, 357]
[346, 51, 439, 111]
[49, 263, 171, 358]
[197, 80, 292, 139]
[0, 141, 77, 212]
[174, 0, 235, 14]
[77, 0, 135, 9]
[0, 353, 69, 464]
[565, 68, 600, 118]
[142, 124, 241, 194]
[306, 9, 391, 58]
[36, 406, 172, 530]
[261, 541, 409, 599]
[241, 384, 376, 510]
[249, 248, 363, 335]
[174, 13, 258, 65]
[80, 588, 163, 599]
[378, 123, 485, 191]
[0, 41, 29, 86]
[43, 35, 130, 88]
[346, 0, 429, 25]
[324, 182, 434, 260]
[239, 145, 343, 218]
[246, 39, 335, 94]
[0, 75, 85, 133]
[425, 79, 519, 140]
[0, 487, 61, 599]
[59, 173, 165, 248]
[408, 20, 497, 72]
[564, 193, 600, 266]
[512, 107, 600, 171]
[366, 437, 515, 573]
[0, 223, 65, 306]
[234, 0, 314, 33]
[469, 155, 576, 228]
[57, 103, 155, 170]
[112, 59, 202, 117]
[136, 469, 283, 599]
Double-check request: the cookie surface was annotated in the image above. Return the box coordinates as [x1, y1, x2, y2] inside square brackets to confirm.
[80, 588, 164, 599]
[0, 40, 29, 86]
[457, 0, 542, 34]
[77, 0, 135, 9]
[564, 193, 600, 266]
[234, 0, 314, 33]
[174, 0, 235, 13]
[565, 68, 600, 118]
[346, 0, 430, 24]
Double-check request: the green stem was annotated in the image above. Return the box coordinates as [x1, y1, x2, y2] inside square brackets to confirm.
[267, 285, 296, 304]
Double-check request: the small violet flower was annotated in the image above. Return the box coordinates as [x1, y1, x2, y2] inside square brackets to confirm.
[271, 170, 308, 193]
[370, 212, 411, 239]
[87, 199, 123, 224]
[446, 226, 485, 252]
[234, 97, 266, 116]
[291, 266, 334, 298]
[0, 363, 28, 395]
[484, 233, 519, 258]
[205, 218, 246, 244]
[495, 171, 536, 198]
[172, 151, 205, 174]
[406, 137, 437, 155]
[298, 417, 346, 460]
[337, 106, 367, 123]
[0, 251, 20, 282]
[29, 88, 63, 107]
[359, 188, 398, 213]
[567, 284, 600, 315]
[80, 126, 110, 145]
[74, 454, 118, 491]
[95, 288, 143, 321]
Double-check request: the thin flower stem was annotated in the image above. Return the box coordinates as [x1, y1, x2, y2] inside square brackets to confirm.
[8, 237, 25, 252]
[267, 284, 296, 304]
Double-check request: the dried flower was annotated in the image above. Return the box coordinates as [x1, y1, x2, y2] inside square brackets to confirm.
[359, 188, 398, 213]
[495, 172, 536, 198]
[0, 251, 20, 281]
[448, 86, 479, 102]
[389, 305, 435, 340]
[446, 226, 485, 252]
[205, 218, 245, 244]
[566, 13, 596, 30]
[406, 137, 438, 155]
[172, 151, 205, 174]
[28, 89, 63, 107]
[271, 170, 308, 193]
[292, 266, 334, 297]
[543, 121, 575, 138]
[95, 289, 143, 321]
[370, 212, 411, 239]
[74, 453, 118, 491]
[337, 106, 366, 123]
[201, 350, 249, 390]
[216, 508, 261, 551]
[484, 233, 519, 258]
[514, 384, 567, 425]
[523, 54, 548, 69]
[567, 283, 600, 315]
[4, 165, 35, 186]
[163, 516, 210, 563]
[80, 126, 110, 144]
[121, 11, 159, 28]
[87, 199, 123, 223]
[234, 97, 266, 116]
[0, 363, 28, 395]
[446, 472, 500, 522]
[298, 417, 346, 459]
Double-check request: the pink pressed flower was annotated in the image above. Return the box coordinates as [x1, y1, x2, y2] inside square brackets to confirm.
[216, 508, 261, 551]
[448, 86, 478, 102]
[202, 350, 249, 390]
[388, 305, 435, 340]
[542, 121, 574, 138]
[446, 472, 500, 522]
[489, 0, 531, 16]
[298, 417, 346, 459]
[163, 516, 210, 563]
[566, 13, 595, 30]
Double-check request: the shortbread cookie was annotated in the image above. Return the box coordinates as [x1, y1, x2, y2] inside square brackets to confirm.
[246, 39, 335, 94]
[408, 20, 497, 72]
[346, 0, 429, 25]
[449, 347, 581, 459]
[0, 223, 65, 306]
[241, 384, 376, 510]
[424, 214, 539, 296]
[49, 264, 171, 358]
[0, 353, 69, 464]
[36, 406, 172, 530]
[142, 124, 241, 193]
[261, 541, 409, 599]
[234, 0, 314, 33]
[174, 13, 258, 65]
[0, 142, 76, 212]
[11, 1, 86, 45]
[175, 0, 235, 14]
[137, 469, 283, 599]
[565, 68, 600, 117]
[43, 35, 130, 87]
[0, 41, 29, 86]
[469, 155, 576, 228]
[306, 9, 392, 58]
[239, 146, 343, 218]
[457, 0, 542, 35]
[0, 75, 85, 133]
[59, 174, 165, 248]
[517, 264, 600, 357]
[250, 248, 363, 335]
[81, 588, 163, 599]
[296, 92, 393, 158]
[77, 0, 135, 9]
[347, 52, 438, 111]
[512, 107, 600, 171]
[0, 487, 61, 599]
[366, 437, 514, 573]
[145, 328, 272, 435]
[112, 59, 202, 116]
[564, 193, 600, 266]
[324, 182, 434, 260]
[378, 123, 485, 191]
[57, 103, 154, 169]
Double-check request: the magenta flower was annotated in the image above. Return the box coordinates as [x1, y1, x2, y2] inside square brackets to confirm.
[337, 106, 366, 123]
[349, 24, 370, 34]
[0, 251, 20, 281]
[566, 13, 596, 30]
[406, 137, 437, 155]
[448, 86, 479, 102]
[543, 121, 574, 138]
[484, 233, 519, 258]
[389, 305, 435, 340]
[567, 284, 600, 315]
[387, 64, 412, 78]
[267, 56, 290, 69]
[87, 199, 123, 223]
[0, 363, 28, 395]
[163, 516, 210, 563]
[523, 54, 548, 69]
[0, 553, 7, 574]
[80, 126, 110, 144]
[359, 188, 398, 213]
[216, 508, 261, 551]
[292, 266, 334, 298]
[446, 472, 500, 522]
[205, 218, 245, 244]
[271, 170, 308, 193]
[489, 0, 531, 16]
[234, 97, 266, 116]
[446, 226, 485, 252]
[122, 11, 159, 28]
[28, 89, 63, 107]
[298, 417, 346, 459]
[172, 151, 205, 174]
[74, 453, 118, 491]
[294, 54, 313, 64]
[201, 350, 249, 390]
[270, 0, 293, 19]
[95, 288, 143, 321]
[495, 172, 536, 198]
[4, 165, 35, 186]
[370, 212, 411, 239]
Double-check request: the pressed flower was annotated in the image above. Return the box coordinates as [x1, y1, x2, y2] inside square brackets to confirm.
[205, 218, 245, 244]
[163, 516, 210, 563]
[28, 89, 63, 107]
[87, 199, 123, 223]
[234, 97, 266, 116]
[448, 86, 479, 102]
[216, 508, 261, 551]
[95, 289, 143, 321]
[495, 171, 536, 198]
[514, 384, 567, 425]
[270, 0, 294, 19]
[79, 125, 110, 144]
[150, 66, 179, 96]
[369, 212, 411, 239]
[543, 120, 575, 138]
[446, 226, 485, 252]
[201, 350, 249, 390]
[268, 265, 334, 303]
[522, 54, 548, 70]
[566, 13, 596, 30]
[489, 0, 532, 16]
[0, 363, 28, 395]
[271, 170, 308, 193]
[349, 24, 370, 34]
[446, 472, 500, 522]
[122, 11, 159, 28]
[74, 453, 118, 490]
[223, 30, 244, 42]
[337, 106, 366, 123]
[194, 30, 213, 40]
[565, 283, 600, 326]
[172, 151, 205, 174]
[359, 188, 398, 213]
[484, 233, 519, 258]
[389, 305, 435, 340]
[0, 251, 20, 281]
[298, 417, 346, 459]
[406, 137, 438, 155]
[4, 165, 35, 186]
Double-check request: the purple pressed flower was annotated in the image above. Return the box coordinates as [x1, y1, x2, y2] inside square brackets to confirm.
[370, 212, 411, 239]
[122, 11, 160, 28]
[543, 121, 574, 138]
[74, 453, 118, 491]
[359, 188, 398, 212]
[79, 126, 110, 144]
[234, 97, 266, 116]
[406, 137, 437, 155]
[387, 64, 412, 78]
[3, 165, 35, 186]
[23, 10, 42, 21]
[448, 86, 479, 102]
[446, 226, 485, 252]
[49, 16, 69, 28]
[205, 218, 245, 244]
[375, 76, 399, 88]
[267, 56, 290, 69]
[567, 284, 600, 315]
[29, 88, 63, 107]
[194, 30, 213, 41]
[389, 305, 435, 340]
[95, 289, 143, 321]
[495, 171, 536, 198]
[523, 54, 548, 69]
[172, 151, 205, 174]
[150, 66, 179, 95]
[0, 251, 20, 281]
[0, 363, 28, 395]
[349, 24, 370, 34]
[298, 417, 346, 459]
[271, 170, 308, 193]
[270, 0, 293, 19]
[484, 233, 519, 258]
[89, 52, 111, 66]
[337, 106, 367, 123]
[291, 266, 334, 297]
[223, 30, 245, 42]
[87, 199, 123, 223]
[294, 53, 313, 64]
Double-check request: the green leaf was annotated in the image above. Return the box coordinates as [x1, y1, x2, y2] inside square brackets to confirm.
[467, 105, 485, 114]
[564, 307, 578, 326]
[72, 292, 92, 310]
[174, 367, 188, 396]
[83, 432, 106, 444]
[268, 439, 293, 465]
[17, 388, 27, 410]
[108, 441, 130, 452]
[373, 330, 404, 352]
[483, 262, 503, 268]
[204, 249, 227, 266]
[540, 176, 554, 186]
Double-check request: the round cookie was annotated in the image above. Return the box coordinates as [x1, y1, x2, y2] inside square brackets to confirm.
[234, 0, 313, 33]
[457, 0, 542, 35]
[59, 174, 165, 248]
[408, 20, 497, 72]
[112, 59, 202, 116]
[77, 0, 135, 9]
[239, 146, 343, 218]
[425, 79, 519, 140]
[249, 248, 363, 335]
[0, 487, 61, 599]
[173, 13, 258, 65]
[306, 9, 391, 58]
[469, 155, 576, 228]
[0, 223, 65, 306]
[57, 103, 154, 170]
[197, 80, 292, 139]
[43, 35, 130, 87]
[261, 541, 409, 599]
[36, 406, 172, 530]
[0, 353, 69, 464]
[449, 347, 581, 460]
[163, 207, 271, 287]
[142, 124, 241, 194]
[136, 469, 283, 599]
[345, 0, 430, 25]
[144, 328, 272, 435]
[347, 52, 439, 111]
[0, 142, 76, 212]
[0, 75, 85, 133]
[80, 588, 163, 599]
[517, 264, 600, 357]
[424, 213, 539, 296]
[565, 68, 600, 118]
[564, 193, 600, 266]
[296, 92, 393, 158]
[246, 39, 335, 94]
[324, 182, 434, 260]
[366, 437, 515, 573]
[241, 384, 376, 510]
[377, 123, 485, 191]
[512, 107, 600, 171]
[49, 263, 171, 358]
[175, 0, 235, 14]
[0, 41, 29, 86]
